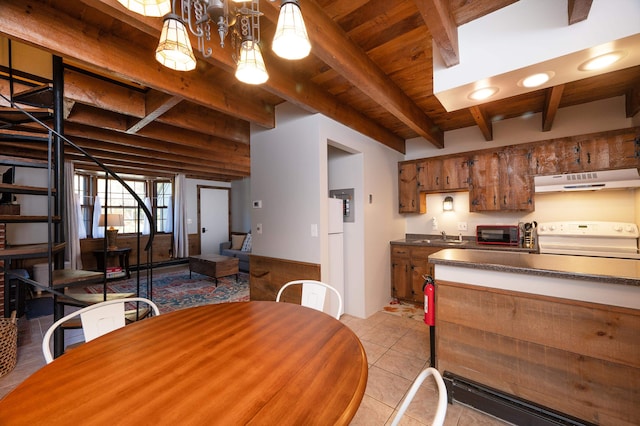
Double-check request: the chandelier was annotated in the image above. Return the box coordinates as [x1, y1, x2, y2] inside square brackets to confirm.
[117, 0, 311, 85]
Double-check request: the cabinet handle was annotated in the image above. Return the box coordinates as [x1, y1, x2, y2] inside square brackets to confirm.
[504, 195, 507, 205]
[493, 195, 497, 206]
[435, 176, 439, 185]
[446, 176, 450, 185]
[587, 152, 591, 164]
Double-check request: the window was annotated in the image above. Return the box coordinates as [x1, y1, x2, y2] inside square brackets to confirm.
[75, 172, 173, 238]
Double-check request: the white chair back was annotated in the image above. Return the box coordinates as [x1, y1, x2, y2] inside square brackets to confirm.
[276, 280, 343, 319]
[42, 297, 160, 364]
[391, 367, 448, 426]
[80, 302, 126, 342]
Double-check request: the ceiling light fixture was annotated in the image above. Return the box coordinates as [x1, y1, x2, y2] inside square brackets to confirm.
[468, 87, 498, 101]
[120, 0, 311, 84]
[579, 51, 626, 71]
[519, 72, 553, 88]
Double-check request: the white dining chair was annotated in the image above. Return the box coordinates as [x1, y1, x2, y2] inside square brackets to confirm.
[42, 297, 160, 363]
[275, 280, 343, 319]
[391, 367, 448, 426]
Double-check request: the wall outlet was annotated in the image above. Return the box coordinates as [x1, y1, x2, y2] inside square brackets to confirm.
[457, 222, 468, 231]
[256, 223, 263, 234]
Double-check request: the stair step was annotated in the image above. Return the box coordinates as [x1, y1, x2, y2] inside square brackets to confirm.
[0, 106, 53, 126]
[51, 270, 104, 290]
[57, 292, 136, 308]
[0, 183, 56, 196]
[12, 83, 53, 108]
[0, 215, 61, 223]
[0, 242, 66, 260]
[0, 155, 49, 168]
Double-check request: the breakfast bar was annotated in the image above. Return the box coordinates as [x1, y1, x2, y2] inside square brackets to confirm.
[429, 249, 640, 425]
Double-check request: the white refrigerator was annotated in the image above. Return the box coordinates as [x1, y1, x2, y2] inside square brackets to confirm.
[328, 198, 345, 316]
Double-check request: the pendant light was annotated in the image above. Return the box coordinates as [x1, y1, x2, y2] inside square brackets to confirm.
[235, 38, 269, 85]
[272, 0, 311, 60]
[155, 14, 197, 71]
[117, 0, 171, 17]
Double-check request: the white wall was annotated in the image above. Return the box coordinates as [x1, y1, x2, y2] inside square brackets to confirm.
[251, 103, 403, 318]
[405, 96, 639, 236]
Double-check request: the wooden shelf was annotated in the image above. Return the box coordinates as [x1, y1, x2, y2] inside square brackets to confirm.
[0, 155, 49, 168]
[0, 242, 66, 259]
[0, 215, 61, 223]
[0, 183, 55, 196]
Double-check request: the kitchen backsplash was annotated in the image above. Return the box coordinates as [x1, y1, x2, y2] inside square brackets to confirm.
[405, 189, 640, 237]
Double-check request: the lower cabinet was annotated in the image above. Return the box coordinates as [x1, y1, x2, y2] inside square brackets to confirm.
[390, 244, 440, 303]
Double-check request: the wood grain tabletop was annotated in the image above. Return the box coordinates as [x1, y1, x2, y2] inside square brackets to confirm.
[0, 301, 368, 425]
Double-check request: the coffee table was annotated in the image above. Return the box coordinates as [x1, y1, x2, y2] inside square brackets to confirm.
[188, 254, 239, 286]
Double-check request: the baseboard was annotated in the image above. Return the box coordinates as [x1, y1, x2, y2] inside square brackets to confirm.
[443, 372, 596, 426]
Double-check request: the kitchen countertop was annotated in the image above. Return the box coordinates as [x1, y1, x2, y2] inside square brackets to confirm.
[428, 248, 640, 287]
[391, 235, 535, 253]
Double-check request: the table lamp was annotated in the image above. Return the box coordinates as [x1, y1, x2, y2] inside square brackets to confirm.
[99, 213, 124, 249]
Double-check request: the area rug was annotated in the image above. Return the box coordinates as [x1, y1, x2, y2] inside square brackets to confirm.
[382, 300, 424, 322]
[82, 267, 249, 313]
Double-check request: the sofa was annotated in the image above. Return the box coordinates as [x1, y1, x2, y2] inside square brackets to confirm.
[220, 233, 251, 272]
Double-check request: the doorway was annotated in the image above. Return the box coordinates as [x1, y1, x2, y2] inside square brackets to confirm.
[197, 186, 230, 254]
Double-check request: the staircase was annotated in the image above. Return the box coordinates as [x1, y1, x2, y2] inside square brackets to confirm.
[0, 52, 155, 358]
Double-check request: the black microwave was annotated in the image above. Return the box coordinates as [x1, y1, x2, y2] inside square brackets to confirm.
[476, 225, 520, 246]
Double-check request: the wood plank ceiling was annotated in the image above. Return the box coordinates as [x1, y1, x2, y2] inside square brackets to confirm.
[0, 0, 639, 181]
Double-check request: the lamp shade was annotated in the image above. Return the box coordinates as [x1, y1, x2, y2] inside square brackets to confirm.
[156, 14, 197, 71]
[272, 0, 311, 60]
[99, 214, 124, 229]
[117, 0, 171, 17]
[235, 39, 269, 85]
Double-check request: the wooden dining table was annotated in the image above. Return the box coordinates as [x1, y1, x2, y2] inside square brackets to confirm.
[0, 301, 368, 425]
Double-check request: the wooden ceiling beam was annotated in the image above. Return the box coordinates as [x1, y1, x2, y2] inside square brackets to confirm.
[469, 105, 493, 141]
[0, 0, 275, 129]
[64, 69, 146, 118]
[542, 84, 565, 132]
[126, 91, 183, 134]
[415, 0, 460, 67]
[64, 108, 249, 159]
[65, 73, 250, 143]
[568, 0, 593, 25]
[263, 0, 444, 149]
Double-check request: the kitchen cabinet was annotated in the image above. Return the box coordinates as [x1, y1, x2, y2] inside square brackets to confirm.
[608, 133, 640, 169]
[417, 156, 469, 192]
[469, 146, 533, 212]
[391, 244, 439, 303]
[398, 161, 425, 213]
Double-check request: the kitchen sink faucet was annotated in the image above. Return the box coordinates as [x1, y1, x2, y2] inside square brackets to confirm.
[441, 231, 447, 241]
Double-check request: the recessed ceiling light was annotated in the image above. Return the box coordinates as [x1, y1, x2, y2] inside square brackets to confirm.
[519, 72, 554, 88]
[468, 87, 499, 101]
[579, 51, 626, 71]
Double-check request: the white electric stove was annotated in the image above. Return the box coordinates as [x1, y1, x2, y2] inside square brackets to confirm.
[537, 221, 640, 260]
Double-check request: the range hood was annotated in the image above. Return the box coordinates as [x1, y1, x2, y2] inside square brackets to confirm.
[534, 168, 640, 193]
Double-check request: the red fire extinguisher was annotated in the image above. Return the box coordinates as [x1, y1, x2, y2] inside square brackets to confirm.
[423, 275, 435, 326]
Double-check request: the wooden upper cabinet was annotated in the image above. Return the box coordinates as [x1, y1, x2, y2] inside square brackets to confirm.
[608, 132, 640, 169]
[470, 147, 533, 212]
[398, 161, 425, 213]
[442, 156, 469, 190]
[418, 156, 468, 192]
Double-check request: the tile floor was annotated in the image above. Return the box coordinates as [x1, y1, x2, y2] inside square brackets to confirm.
[1, 306, 509, 425]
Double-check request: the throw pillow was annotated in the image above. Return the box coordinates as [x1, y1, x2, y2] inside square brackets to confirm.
[230, 234, 246, 250]
[241, 233, 252, 252]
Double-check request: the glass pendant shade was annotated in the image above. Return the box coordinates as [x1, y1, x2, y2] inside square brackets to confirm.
[117, 0, 171, 17]
[156, 14, 197, 72]
[272, 0, 311, 60]
[235, 39, 269, 85]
